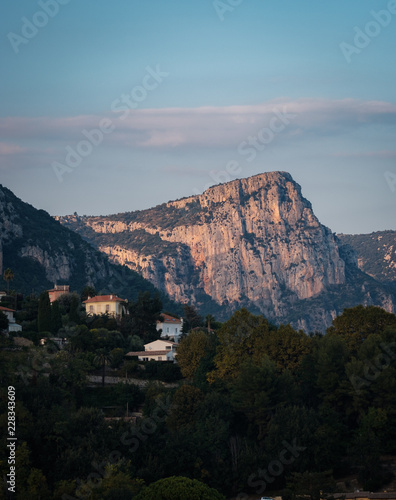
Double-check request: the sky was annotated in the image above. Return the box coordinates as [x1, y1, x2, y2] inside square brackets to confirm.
[0, 0, 395, 234]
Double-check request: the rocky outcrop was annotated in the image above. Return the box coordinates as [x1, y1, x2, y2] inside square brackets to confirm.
[56, 172, 396, 330]
[338, 231, 396, 284]
[0, 184, 166, 302]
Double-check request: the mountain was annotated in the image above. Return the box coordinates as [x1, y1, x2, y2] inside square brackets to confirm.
[0, 184, 176, 308]
[338, 231, 396, 286]
[56, 171, 395, 332]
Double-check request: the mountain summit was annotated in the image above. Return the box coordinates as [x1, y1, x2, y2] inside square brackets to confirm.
[57, 171, 395, 331]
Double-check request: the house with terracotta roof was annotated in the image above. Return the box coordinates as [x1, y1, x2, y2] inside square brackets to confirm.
[83, 294, 127, 320]
[0, 306, 22, 333]
[47, 284, 70, 303]
[156, 313, 183, 342]
[126, 339, 177, 362]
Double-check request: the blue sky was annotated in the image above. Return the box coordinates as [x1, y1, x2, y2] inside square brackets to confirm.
[0, 0, 395, 234]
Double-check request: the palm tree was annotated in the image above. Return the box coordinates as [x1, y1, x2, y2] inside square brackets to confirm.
[3, 268, 14, 294]
[94, 348, 112, 387]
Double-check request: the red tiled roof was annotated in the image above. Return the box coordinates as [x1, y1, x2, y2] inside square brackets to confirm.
[158, 313, 182, 324]
[83, 295, 125, 304]
[0, 306, 15, 313]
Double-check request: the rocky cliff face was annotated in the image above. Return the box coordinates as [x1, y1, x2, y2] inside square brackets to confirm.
[338, 231, 396, 284]
[56, 172, 396, 330]
[0, 184, 168, 303]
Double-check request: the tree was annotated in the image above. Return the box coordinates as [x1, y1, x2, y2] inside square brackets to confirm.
[167, 385, 204, 431]
[26, 468, 51, 500]
[38, 291, 51, 333]
[127, 291, 162, 341]
[50, 300, 62, 334]
[68, 293, 81, 323]
[135, 476, 225, 500]
[81, 285, 97, 302]
[327, 305, 396, 353]
[3, 268, 14, 294]
[208, 308, 272, 382]
[0, 311, 9, 333]
[182, 304, 203, 332]
[287, 470, 335, 500]
[177, 330, 213, 379]
[94, 348, 112, 386]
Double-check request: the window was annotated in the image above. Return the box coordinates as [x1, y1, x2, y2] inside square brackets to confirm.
[158, 357, 162, 361]
[175, 328, 178, 333]
[166, 327, 169, 333]
[97, 305, 101, 313]
[106, 304, 110, 312]
[166, 346, 171, 350]
[89, 305, 94, 313]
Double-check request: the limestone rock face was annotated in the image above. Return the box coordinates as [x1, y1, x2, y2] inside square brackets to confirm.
[57, 171, 396, 330]
[0, 184, 161, 300]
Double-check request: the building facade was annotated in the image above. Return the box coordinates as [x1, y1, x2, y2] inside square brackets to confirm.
[156, 314, 183, 342]
[83, 295, 127, 320]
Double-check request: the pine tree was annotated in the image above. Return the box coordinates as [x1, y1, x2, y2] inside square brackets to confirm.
[37, 291, 51, 333]
[50, 300, 62, 334]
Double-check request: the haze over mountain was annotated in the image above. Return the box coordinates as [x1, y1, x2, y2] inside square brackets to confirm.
[57, 171, 395, 331]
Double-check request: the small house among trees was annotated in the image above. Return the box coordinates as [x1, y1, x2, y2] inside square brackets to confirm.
[126, 339, 178, 362]
[47, 284, 70, 303]
[83, 294, 127, 320]
[157, 313, 183, 342]
[0, 305, 22, 333]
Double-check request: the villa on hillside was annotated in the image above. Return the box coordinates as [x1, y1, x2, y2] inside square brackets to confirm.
[83, 294, 127, 320]
[47, 284, 70, 303]
[83, 294, 127, 319]
[156, 313, 183, 342]
[0, 306, 22, 333]
[126, 339, 178, 362]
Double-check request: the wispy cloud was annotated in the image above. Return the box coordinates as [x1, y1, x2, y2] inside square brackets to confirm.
[330, 150, 396, 159]
[0, 98, 395, 153]
[0, 142, 27, 155]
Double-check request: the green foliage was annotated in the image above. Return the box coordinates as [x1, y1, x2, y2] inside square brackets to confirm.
[109, 347, 125, 369]
[125, 291, 163, 341]
[327, 305, 396, 353]
[3, 303, 396, 499]
[182, 304, 203, 332]
[135, 476, 225, 500]
[177, 330, 213, 379]
[167, 385, 204, 431]
[37, 291, 51, 333]
[0, 311, 9, 333]
[3, 267, 14, 294]
[50, 300, 62, 333]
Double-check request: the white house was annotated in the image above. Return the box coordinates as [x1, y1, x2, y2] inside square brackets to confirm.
[156, 314, 183, 342]
[0, 306, 22, 333]
[83, 295, 127, 320]
[126, 339, 177, 362]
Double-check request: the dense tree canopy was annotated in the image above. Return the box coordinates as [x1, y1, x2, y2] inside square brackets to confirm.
[1, 304, 396, 499]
